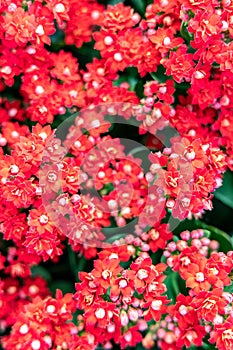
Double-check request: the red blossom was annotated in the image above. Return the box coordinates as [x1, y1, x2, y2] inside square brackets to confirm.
[163, 45, 195, 83]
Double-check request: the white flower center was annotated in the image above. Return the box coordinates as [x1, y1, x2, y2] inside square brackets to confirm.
[91, 10, 100, 20]
[19, 324, 29, 334]
[101, 270, 112, 280]
[104, 36, 114, 45]
[119, 279, 128, 288]
[114, 53, 123, 62]
[46, 304, 56, 313]
[95, 308, 106, 319]
[39, 215, 49, 224]
[163, 36, 171, 45]
[137, 269, 149, 280]
[35, 85, 44, 95]
[31, 340, 41, 350]
[1, 66, 12, 75]
[8, 108, 18, 117]
[54, 3, 65, 12]
[179, 305, 188, 315]
[151, 300, 162, 310]
[47, 172, 57, 182]
[195, 272, 205, 282]
[35, 25, 45, 36]
[10, 165, 19, 174]
[11, 131, 19, 138]
[124, 332, 132, 342]
[223, 329, 233, 340]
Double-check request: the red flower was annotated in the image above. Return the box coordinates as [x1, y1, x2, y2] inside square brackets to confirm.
[110, 273, 135, 301]
[168, 294, 197, 329]
[45, 0, 70, 26]
[28, 205, 55, 234]
[103, 3, 140, 31]
[61, 157, 80, 194]
[23, 227, 63, 261]
[2, 213, 27, 242]
[172, 138, 208, 169]
[92, 257, 122, 289]
[147, 224, 173, 253]
[0, 49, 21, 87]
[205, 252, 232, 288]
[1, 176, 35, 208]
[12, 134, 45, 168]
[144, 295, 170, 322]
[163, 45, 195, 83]
[1, 121, 29, 146]
[84, 299, 119, 329]
[128, 256, 159, 293]
[0, 155, 32, 181]
[188, 6, 223, 45]
[148, 27, 183, 55]
[120, 325, 143, 349]
[1, 289, 76, 350]
[3, 7, 37, 46]
[50, 50, 80, 83]
[176, 324, 206, 348]
[209, 316, 233, 350]
[65, 0, 104, 47]
[181, 258, 211, 294]
[191, 289, 228, 322]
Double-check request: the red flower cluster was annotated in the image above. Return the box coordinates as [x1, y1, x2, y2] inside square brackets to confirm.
[2, 289, 77, 350]
[74, 252, 168, 348]
[1, 0, 233, 350]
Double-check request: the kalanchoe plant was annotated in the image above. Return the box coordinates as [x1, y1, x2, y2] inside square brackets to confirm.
[1, 0, 233, 349]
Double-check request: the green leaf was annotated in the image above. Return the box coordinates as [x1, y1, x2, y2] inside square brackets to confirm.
[193, 343, 217, 350]
[214, 170, 233, 210]
[108, 0, 124, 4]
[135, 79, 145, 99]
[31, 265, 51, 281]
[49, 280, 74, 295]
[113, 67, 139, 91]
[50, 28, 65, 49]
[165, 269, 179, 302]
[67, 246, 86, 281]
[180, 21, 193, 42]
[174, 81, 190, 91]
[224, 283, 233, 293]
[150, 65, 169, 83]
[131, 0, 146, 16]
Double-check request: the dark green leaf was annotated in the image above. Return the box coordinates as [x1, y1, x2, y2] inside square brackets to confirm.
[150, 65, 169, 83]
[214, 170, 233, 210]
[165, 269, 179, 302]
[224, 283, 233, 293]
[108, 0, 125, 4]
[113, 67, 139, 91]
[49, 280, 74, 295]
[135, 79, 145, 99]
[131, 0, 146, 16]
[50, 28, 65, 49]
[67, 246, 86, 281]
[31, 265, 51, 281]
[180, 21, 193, 42]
